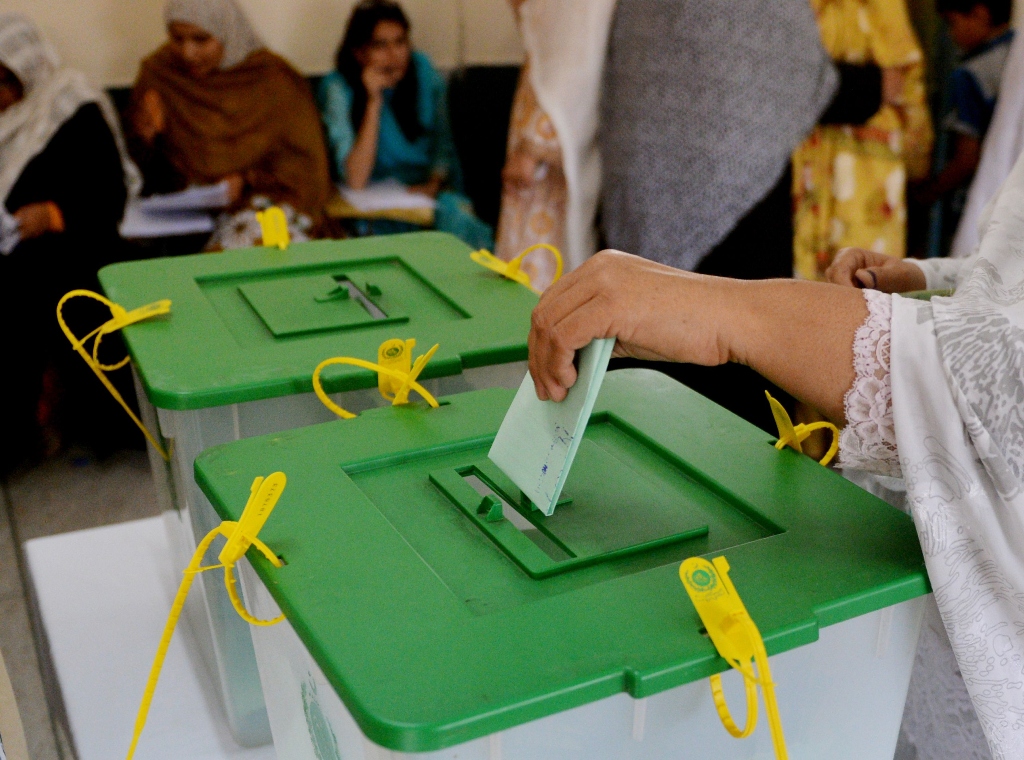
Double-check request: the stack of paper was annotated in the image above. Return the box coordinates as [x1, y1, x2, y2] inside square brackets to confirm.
[340, 178, 437, 212]
[489, 338, 615, 516]
[120, 182, 232, 239]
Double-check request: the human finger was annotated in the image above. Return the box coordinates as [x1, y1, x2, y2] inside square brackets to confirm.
[854, 268, 877, 289]
[826, 248, 868, 287]
[531, 297, 612, 402]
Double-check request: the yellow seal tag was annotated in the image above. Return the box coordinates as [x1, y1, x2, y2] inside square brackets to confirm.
[680, 556, 788, 759]
[125, 473, 286, 760]
[313, 338, 440, 419]
[765, 391, 839, 466]
[256, 206, 289, 250]
[470, 243, 563, 293]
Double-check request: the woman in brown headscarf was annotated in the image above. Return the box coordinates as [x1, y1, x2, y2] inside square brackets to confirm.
[127, 0, 332, 249]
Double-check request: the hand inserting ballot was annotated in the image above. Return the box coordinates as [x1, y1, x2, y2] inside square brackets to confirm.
[527, 249, 869, 425]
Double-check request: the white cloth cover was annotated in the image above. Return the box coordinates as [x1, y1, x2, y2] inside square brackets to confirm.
[517, 0, 617, 273]
[950, 31, 1024, 259]
[891, 148, 1024, 759]
[0, 13, 140, 208]
[163, 0, 264, 70]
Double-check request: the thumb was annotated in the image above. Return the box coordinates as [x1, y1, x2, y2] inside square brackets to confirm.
[860, 265, 906, 294]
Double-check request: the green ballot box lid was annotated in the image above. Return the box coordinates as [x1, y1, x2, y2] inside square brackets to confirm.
[194, 369, 929, 752]
[98, 232, 537, 410]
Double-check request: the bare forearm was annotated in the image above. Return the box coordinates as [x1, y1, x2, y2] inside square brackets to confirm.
[345, 99, 382, 190]
[529, 252, 868, 424]
[724, 280, 866, 423]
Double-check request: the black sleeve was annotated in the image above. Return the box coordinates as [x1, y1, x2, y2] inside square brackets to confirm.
[818, 63, 883, 126]
[40, 103, 128, 238]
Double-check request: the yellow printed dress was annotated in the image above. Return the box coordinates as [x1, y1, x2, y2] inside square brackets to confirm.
[793, 0, 933, 280]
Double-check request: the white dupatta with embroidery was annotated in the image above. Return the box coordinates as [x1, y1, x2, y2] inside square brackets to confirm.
[892, 150, 1024, 759]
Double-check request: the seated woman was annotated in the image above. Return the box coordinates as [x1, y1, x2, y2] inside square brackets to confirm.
[528, 149, 1024, 759]
[0, 13, 141, 471]
[319, 0, 492, 249]
[127, 0, 331, 250]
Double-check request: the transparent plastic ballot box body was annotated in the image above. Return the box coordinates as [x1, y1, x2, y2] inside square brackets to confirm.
[195, 369, 931, 760]
[98, 232, 535, 747]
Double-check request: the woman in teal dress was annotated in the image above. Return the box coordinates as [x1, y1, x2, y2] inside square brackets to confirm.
[319, 0, 491, 248]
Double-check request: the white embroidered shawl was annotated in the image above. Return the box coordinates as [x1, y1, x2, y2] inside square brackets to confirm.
[517, 0, 618, 273]
[892, 149, 1024, 759]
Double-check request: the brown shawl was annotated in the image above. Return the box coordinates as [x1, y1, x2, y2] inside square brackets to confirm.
[131, 45, 330, 218]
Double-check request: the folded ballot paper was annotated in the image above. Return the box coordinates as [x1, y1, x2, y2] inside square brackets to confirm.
[489, 338, 615, 516]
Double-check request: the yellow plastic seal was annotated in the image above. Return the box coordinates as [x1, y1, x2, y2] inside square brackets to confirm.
[470, 243, 563, 293]
[125, 473, 286, 760]
[313, 338, 440, 419]
[257, 206, 289, 250]
[56, 289, 172, 461]
[680, 556, 788, 760]
[765, 391, 839, 466]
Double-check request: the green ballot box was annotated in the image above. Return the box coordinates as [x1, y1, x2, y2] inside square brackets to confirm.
[98, 232, 535, 746]
[195, 369, 929, 760]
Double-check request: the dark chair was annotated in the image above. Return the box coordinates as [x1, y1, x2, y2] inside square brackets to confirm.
[447, 65, 521, 229]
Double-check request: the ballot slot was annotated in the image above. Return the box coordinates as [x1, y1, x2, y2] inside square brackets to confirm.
[196, 256, 471, 345]
[429, 412, 784, 580]
[460, 472, 572, 563]
[238, 271, 405, 337]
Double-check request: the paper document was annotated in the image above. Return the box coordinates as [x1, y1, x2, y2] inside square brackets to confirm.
[136, 181, 233, 213]
[340, 178, 437, 212]
[119, 203, 215, 239]
[488, 338, 615, 516]
[120, 182, 231, 238]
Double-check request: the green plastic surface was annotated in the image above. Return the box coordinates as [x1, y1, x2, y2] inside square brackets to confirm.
[194, 369, 929, 752]
[97, 232, 537, 410]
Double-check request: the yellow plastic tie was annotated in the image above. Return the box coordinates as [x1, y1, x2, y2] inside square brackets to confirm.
[680, 556, 788, 760]
[765, 391, 839, 467]
[125, 473, 286, 760]
[470, 243, 563, 293]
[56, 290, 172, 461]
[257, 206, 289, 250]
[312, 338, 440, 419]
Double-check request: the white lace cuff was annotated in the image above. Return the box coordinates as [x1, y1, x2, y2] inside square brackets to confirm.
[906, 257, 962, 291]
[839, 289, 901, 477]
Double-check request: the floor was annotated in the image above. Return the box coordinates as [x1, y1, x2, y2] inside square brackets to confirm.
[0, 449, 159, 760]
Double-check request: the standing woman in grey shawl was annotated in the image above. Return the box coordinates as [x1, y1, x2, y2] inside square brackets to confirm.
[601, 0, 896, 431]
[0, 13, 142, 473]
[529, 145, 1024, 760]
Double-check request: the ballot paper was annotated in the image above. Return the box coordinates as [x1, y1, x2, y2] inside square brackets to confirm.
[135, 181, 233, 213]
[119, 182, 231, 239]
[489, 338, 615, 516]
[119, 203, 215, 238]
[340, 178, 437, 212]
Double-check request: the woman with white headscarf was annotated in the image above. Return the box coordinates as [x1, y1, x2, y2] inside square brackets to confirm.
[127, 0, 332, 249]
[0, 13, 141, 473]
[529, 143, 1024, 760]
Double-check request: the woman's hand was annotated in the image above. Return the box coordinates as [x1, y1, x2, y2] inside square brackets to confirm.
[529, 250, 868, 423]
[502, 149, 539, 191]
[13, 202, 61, 240]
[134, 89, 166, 143]
[362, 65, 392, 100]
[825, 247, 926, 292]
[529, 251, 733, 401]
